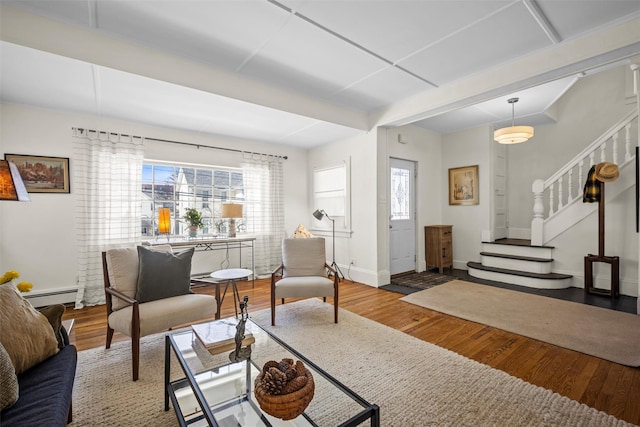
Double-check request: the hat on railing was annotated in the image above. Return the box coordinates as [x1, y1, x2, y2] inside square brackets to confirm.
[594, 162, 619, 182]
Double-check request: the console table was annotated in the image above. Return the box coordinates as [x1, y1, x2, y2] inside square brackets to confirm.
[145, 236, 256, 287]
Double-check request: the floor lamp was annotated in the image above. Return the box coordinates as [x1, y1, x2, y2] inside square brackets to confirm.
[312, 209, 344, 280]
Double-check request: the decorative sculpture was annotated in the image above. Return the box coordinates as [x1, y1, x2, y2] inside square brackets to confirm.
[230, 295, 251, 361]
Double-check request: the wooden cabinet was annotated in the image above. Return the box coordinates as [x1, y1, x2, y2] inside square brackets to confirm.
[425, 225, 453, 273]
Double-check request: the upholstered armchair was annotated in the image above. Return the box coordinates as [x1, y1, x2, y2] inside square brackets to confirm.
[271, 238, 339, 326]
[102, 245, 218, 381]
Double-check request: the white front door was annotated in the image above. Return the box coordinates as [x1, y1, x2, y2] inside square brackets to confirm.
[389, 158, 416, 275]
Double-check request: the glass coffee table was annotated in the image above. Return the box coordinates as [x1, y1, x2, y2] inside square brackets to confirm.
[165, 317, 379, 426]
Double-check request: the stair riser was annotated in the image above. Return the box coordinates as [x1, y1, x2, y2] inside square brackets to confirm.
[481, 256, 552, 274]
[482, 243, 553, 259]
[468, 266, 571, 289]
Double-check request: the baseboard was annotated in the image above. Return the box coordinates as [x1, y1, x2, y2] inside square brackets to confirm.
[566, 271, 638, 297]
[23, 287, 77, 307]
[343, 264, 380, 287]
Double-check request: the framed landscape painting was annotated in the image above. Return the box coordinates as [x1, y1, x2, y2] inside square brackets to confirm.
[449, 165, 478, 205]
[4, 154, 70, 193]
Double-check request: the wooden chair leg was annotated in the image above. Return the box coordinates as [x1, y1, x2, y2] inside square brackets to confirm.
[105, 326, 114, 349]
[132, 332, 140, 381]
[271, 292, 276, 326]
[334, 286, 339, 323]
[323, 297, 327, 302]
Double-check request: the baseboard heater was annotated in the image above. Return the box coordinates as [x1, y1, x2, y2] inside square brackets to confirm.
[23, 288, 77, 307]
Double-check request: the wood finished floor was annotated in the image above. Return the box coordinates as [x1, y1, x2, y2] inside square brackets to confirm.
[63, 278, 640, 425]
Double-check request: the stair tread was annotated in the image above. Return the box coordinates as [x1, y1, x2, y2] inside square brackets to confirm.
[482, 238, 555, 249]
[467, 262, 572, 279]
[480, 252, 553, 263]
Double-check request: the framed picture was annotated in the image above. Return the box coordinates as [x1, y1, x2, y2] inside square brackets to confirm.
[449, 165, 478, 205]
[4, 154, 70, 193]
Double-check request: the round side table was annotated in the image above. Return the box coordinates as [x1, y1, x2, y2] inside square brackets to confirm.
[210, 268, 253, 317]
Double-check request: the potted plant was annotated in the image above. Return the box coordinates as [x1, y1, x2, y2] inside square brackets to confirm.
[183, 208, 203, 237]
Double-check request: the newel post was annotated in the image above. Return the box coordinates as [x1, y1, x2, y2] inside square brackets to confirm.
[531, 179, 545, 246]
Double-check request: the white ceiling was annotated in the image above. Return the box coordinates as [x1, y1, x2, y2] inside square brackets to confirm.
[1, 0, 639, 148]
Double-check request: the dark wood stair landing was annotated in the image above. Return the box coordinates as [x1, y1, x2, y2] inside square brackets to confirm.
[486, 238, 555, 249]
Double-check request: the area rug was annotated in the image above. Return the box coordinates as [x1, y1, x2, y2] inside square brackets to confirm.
[70, 299, 632, 426]
[382, 270, 454, 294]
[401, 280, 640, 367]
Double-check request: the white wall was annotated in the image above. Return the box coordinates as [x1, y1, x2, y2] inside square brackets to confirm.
[441, 126, 493, 268]
[0, 103, 308, 304]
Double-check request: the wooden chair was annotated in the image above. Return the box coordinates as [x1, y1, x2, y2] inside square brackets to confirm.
[270, 238, 339, 326]
[102, 246, 218, 381]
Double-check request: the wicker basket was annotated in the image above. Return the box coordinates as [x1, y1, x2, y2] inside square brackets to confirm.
[254, 370, 315, 420]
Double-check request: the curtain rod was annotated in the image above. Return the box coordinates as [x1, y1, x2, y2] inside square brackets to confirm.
[73, 127, 288, 160]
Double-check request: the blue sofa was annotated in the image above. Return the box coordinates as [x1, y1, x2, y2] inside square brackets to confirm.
[0, 328, 77, 426]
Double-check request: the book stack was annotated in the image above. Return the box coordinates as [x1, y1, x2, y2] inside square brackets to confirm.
[191, 318, 255, 355]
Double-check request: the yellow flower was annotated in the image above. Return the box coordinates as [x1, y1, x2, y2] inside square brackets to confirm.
[1, 270, 20, 284]
[16, 282, 33, 293]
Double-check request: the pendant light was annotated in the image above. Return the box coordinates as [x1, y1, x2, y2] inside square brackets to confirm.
[494, 97, 534, 144]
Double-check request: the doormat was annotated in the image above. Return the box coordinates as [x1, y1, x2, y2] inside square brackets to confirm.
[381, 271, 455, 295]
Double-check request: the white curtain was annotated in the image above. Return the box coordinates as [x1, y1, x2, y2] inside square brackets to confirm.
[73, 128, 144, 308]
[242, 154, 285, 276]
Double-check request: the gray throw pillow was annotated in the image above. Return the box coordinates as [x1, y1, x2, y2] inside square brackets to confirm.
[135, 246, 194, 303]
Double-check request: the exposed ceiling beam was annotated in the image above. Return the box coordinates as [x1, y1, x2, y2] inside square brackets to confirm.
[0, 4, 370, 132]
[373, 16, 640, 128]
[523, 0, 561, 44]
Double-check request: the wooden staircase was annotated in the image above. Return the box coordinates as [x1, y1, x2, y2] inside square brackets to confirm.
[467, 239, 572, 289]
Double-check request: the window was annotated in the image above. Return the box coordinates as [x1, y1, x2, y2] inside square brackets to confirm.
[312, 159, 351, 234]
[390, 167, 411, 220]
[142, 162, 244, 237]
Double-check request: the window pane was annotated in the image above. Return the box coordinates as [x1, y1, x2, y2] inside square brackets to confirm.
[214, 187, 230, 201]
[390, 167, 410, 220]
[142, 164, 153, 184]
[214, 170, 229, 186]
[142, 183, 152, 200]
[154, 165, 175, 200]
[231, 172, 243, 187]
[154, 165, 175, 183]
[196, 169, 212, 185]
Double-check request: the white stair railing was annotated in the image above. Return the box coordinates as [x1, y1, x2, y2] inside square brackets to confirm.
[531, 108, 638, 246]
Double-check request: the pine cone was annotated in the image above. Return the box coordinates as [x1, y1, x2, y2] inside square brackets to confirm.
[283, 366, 297, 381]
[278, 359, 293, 372]
[283, 375, 308, 394]
[295, 360, 307, 376]
[262, 360, 280, 373]
[281, 358, 294, 366]
[262, 367, 288, 395]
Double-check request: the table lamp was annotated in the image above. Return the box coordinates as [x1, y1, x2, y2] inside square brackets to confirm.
[222, 203, 243, 238]
[157, 207, 171, 240]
